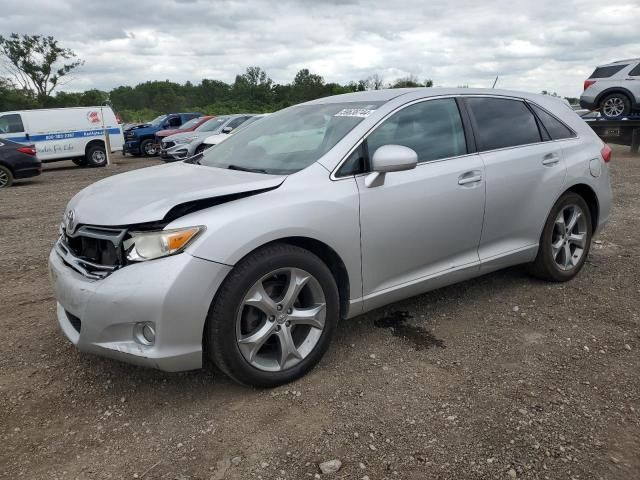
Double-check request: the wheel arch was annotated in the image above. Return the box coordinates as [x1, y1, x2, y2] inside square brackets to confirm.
[563, 183, 600, 233]
[595, 87, 637, 110]
[85, 138, 105, 156]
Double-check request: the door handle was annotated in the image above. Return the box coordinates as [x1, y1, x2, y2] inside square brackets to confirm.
[458, 171, 482, 185]
[542, 153, 560, 166]
[624, 78, 636, 81]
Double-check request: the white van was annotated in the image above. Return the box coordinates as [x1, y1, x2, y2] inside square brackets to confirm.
[0, 106, 124, 167]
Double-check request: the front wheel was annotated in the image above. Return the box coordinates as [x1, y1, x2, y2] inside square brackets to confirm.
[600, 93, 631, 120]
[140, 139, 156, 157]
[528, 192, 592, 282]
[86, 144, 107, 167]
[206, 244, 340, 387]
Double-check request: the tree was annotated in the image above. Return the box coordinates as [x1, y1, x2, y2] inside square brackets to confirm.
[391, 75, 424, 88]
[290, 68, 325, 102]
[366, 74, 385, 90]
[0, 33, 84, 100]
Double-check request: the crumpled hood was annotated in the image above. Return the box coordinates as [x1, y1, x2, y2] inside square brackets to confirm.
[164, 130, 207, 142]
[67, 162, 286, 226]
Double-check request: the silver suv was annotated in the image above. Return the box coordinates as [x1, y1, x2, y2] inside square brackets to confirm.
[50, 88, 612, 387]
[580, 58, 640, 119]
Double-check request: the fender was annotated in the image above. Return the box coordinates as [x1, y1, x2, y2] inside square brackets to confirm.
[595, 87, 639, 110]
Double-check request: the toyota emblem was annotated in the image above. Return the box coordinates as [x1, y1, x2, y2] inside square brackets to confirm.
[66, 209, 76, 233]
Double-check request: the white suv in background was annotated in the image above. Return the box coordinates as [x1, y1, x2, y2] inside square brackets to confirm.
[580, 58, 640, 119]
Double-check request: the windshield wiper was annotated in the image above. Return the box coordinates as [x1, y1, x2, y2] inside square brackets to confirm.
[227, 164, 269, 174]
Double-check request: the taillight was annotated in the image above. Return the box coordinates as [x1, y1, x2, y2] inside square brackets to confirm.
[601, 144, 612, 163]
[584, 80, 596, 91]
[17, 146, 37, 156]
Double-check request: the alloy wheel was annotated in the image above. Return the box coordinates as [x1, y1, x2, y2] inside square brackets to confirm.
[551, 204, 588, 271]
[235, 267, 326, 372]
[602, 97, 625, 118]
[0, 169, 9, 188]
[92, 150, 106, 163]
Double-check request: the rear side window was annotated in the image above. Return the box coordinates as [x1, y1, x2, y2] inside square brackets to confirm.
[366, 98, 467, 163]
[0, 114, 25, 134]
[465, 97, 541, 151]
[529, 104, 575, 141]
[629, 63, 640, 76]
[589, 65, 627, 78]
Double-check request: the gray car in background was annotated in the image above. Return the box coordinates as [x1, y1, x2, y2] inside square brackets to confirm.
[160, 114, 255, 161]
[580, 58, 640, 119]
[50, 88, 612, 387]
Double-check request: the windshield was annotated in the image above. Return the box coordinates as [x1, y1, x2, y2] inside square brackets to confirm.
[179, 117, 203, 130]
[196, 116, 230, 132]
[197, 103, 382, 174]
[149, 115, 167, 127]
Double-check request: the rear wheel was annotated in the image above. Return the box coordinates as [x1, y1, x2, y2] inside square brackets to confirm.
[599, 93, 631, 119]
[0, 165, 14, 188]
[528, 192, 592, 282]
[86, 144, 107, 167]
[206, 243, 340, 387]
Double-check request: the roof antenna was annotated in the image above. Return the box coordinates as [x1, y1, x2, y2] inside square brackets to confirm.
[492, 76, 499, 88]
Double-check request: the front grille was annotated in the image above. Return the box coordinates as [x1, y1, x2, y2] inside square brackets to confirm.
[56, 225, 128, 279]
[65, 311, 82, 333]
[162, 141, 175, 149]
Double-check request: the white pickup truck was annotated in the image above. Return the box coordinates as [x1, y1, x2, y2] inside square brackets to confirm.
[0, 106, 124, 167]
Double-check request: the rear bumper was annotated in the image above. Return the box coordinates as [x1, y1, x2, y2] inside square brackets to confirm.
[580, 98, 597, 111]
[49, 248, 232, 372]
[13, 163, 42, 179]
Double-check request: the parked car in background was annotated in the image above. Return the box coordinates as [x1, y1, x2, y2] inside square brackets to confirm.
[160, 114, 255, 161]
[153, 116, 213, 151]
[580, 58, 640, 119]
[0, 106, 123, 168]
[0, 138, 41, 188]
[123, 112, 202, 157]
[200, 114, 269, 152]
[50, 88, 611, 387]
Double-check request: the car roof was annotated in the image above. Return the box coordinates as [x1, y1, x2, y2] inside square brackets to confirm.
[303, 87, 560, 105]
[601, 58, 640, 66]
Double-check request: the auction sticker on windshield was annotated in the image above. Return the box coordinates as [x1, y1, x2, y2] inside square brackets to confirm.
[334, 108, 375, 118]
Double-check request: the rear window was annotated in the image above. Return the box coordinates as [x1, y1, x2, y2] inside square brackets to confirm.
[529, 104, 575, 141]
[465, 97, 541, 151]
[589, 65, 627, 78]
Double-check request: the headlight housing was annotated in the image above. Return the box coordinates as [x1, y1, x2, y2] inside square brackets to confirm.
[174, 136, 198, 144]
[124, 226, 204, 262]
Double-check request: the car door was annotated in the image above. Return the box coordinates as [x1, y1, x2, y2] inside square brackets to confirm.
[354, 98, 485, 304]
[463, 96, 568, 267]
[625, 63, 640, 101]
[0, 113, 27, 143]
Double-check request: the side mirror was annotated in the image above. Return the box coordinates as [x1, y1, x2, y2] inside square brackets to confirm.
[366, 145, 418, 187]
[222, 126, 233, 134]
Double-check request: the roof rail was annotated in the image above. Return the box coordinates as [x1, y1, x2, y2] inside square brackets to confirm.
[610, 58, 640, 64]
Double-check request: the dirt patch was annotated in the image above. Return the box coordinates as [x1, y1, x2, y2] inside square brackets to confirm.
[374, 311, 445, 349]
[1, 148, 639, 479]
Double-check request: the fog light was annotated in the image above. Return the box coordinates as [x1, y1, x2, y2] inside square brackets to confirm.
[134, 322, 156, 346]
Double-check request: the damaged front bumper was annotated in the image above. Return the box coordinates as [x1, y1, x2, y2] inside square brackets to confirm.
[48, 247, 231, 372]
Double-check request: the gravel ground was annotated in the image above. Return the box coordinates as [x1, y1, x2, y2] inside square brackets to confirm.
[1, 148, 639, 480]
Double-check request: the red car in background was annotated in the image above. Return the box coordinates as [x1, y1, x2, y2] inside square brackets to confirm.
[153, 115, 214, 150]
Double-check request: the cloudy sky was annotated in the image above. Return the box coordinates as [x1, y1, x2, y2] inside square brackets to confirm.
[1, 0, 639, 97]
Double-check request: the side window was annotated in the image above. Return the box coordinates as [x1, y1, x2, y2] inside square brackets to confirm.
[529, 104, 575, 140]
[226, 116, 249, 130]
[466, 97, 541, 151]
[168, 116, 181, 127]
[366, 99, 467, 163]
[629, 63, 640, 76]
[336, 143, 367, 176]
[0, 114, 25, 134]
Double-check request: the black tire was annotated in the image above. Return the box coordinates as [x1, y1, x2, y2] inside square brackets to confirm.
[0, 165, 14, 188]
[206, 243, 340, 387]
[528, 192, 592, 282]
[140, 139, 156, 157]
[599, 93, 631, 120]
[72, 157, 88, 167]
[195, 143, 209, 155]
[85, 144, 107, 167]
